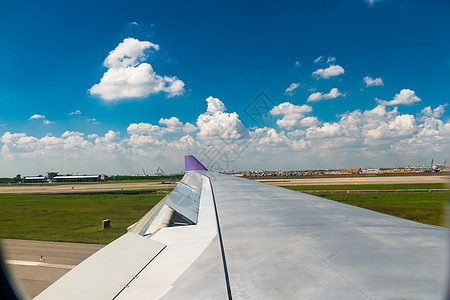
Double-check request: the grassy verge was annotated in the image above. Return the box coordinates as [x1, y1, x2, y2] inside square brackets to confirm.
[281, 183, 447, 191]
[309, 192, 448, 227]
[0, 193, 165, 244]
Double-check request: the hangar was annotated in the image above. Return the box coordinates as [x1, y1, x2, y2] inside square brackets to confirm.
[23, 176, 46, 184]
[52, 175, 105, 183]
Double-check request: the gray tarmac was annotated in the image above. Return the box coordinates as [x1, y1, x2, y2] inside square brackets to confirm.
[0, 181, 177, 194]
[1, 239, 104, 298]
[0, 176, 447, 194]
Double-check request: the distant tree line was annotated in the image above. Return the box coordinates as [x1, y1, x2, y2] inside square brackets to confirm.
[0, 177, 13, 183]
[0, 174, 21, 184]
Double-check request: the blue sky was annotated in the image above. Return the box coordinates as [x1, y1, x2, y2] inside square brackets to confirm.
[0, 0, 449, 176]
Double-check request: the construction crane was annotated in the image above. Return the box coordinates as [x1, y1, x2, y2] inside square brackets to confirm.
[156, 167, 165, 176]
[142, 168, 147, 176]
[434, 158, 448, 171]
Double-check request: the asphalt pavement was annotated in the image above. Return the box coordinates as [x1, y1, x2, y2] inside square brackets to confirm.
[0, 176, 447, 194]
[0, 181, 177, 194]
[1, 239, 104, 298]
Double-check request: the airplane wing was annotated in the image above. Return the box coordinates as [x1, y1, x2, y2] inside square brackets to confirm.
[35, 155, 448, 299]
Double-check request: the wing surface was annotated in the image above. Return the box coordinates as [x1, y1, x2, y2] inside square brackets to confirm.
[200, 172, 448, 299]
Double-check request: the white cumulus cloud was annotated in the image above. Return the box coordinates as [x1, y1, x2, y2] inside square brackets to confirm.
[104, 38, 158, 69]
[206, 96, 226, 113]
[29, 114, 45, 120]
[302, 104, 422, 155]
[167, 135, 200, 151]
[197, 97, 249, 140]
[1, 96, 449, 175]
[270, 102, 318, 129]
[69, 110, 82, 116]
[159, 117, 196, 133]
[365, 0, 383, 5]
[95, 130, 121, 144]
[285, 83, 300, 96]
[363, 76, 383, 87]
[307, 88, 344, 102]
[255, 127, 290, 147]
[61, 131, 84, 138]
[306, 122, 342, 139]
[377, 89, 421, 106]
[89, 38, 185, 100]
[126, 116, 197, 149]
[364, 114, 416, 141]
[420, 104, 447, 119]
[1, 131, 95, 158]
[327, 57, 336, 63]
[313, 65, 344, 79]
[127, 123, 163, 136]
[313, 56, 323, 63]
[29, 114, 52, 124]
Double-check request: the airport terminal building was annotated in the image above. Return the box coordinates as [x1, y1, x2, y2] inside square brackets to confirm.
[52, 175, 105, 183]
[23, 176, 46, 184]
[23, 172, 105, 183]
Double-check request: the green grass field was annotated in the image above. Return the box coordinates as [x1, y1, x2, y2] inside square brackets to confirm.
[281, 183, 447, 191]
[0, 193, 165, 244]
[308, 192, 448, 227]
[283, 183, 449, 227]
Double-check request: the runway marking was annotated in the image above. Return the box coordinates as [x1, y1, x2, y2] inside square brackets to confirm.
[6, 260, 75, 270]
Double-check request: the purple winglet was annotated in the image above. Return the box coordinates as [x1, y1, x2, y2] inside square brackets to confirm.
[185, 155, 208, 172]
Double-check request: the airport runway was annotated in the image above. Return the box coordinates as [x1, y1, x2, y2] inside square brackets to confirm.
[1, 239, 104, 298]
[0, 181, 177, 194]
[257, 175, 449, 186]
[0, 176, 448, 194]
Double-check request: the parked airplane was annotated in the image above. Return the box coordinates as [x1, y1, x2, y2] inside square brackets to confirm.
[6, 155, 450, 299]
